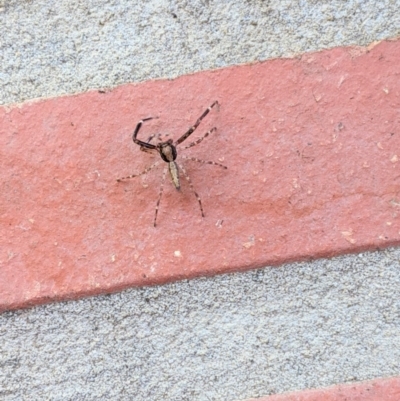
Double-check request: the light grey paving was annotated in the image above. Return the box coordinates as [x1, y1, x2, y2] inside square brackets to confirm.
[1, 0, 400, 105]
[1, 248, 400, 401]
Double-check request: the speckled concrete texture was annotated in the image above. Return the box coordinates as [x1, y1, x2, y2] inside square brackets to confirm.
[1, 0, 400, 105]
[1, 249, 400, 400]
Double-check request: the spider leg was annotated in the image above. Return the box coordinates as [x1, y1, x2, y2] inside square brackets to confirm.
[154, 166, 167, 227]
[182, 127, 217, 150]
[177, 163, 205, 218]
[140, 147, 157, 154]
[132, 117, 159, 150]
[175, 101, 219, 145]
[145, 132, 164, 143]
[140, 133, 162, 153]
[181, 155, 227, 169]
[116, 161, 160, 182]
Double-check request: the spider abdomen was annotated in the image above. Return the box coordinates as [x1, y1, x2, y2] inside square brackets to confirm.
[168, 161, 180, 190]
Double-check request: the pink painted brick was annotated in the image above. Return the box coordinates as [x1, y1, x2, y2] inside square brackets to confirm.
[1, 39, 400, 311]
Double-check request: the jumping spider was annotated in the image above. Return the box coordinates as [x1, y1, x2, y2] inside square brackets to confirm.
[117, 101, 227, 227]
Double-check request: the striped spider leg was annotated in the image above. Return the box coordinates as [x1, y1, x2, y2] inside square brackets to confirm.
[117, 101, 227, 227]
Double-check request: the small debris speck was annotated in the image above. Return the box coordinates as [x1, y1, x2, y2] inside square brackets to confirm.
[341, 231, 356, 244]
[243, 235, 256, 248]
[216, 220, 224, 228]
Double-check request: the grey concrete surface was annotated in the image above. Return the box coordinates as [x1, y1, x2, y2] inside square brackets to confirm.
[1, 248, 400, 401]
[1, 0, 400, 105]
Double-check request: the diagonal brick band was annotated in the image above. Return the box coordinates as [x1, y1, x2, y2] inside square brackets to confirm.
[245, 376, 400, 401]
[1, 39, 400, 311]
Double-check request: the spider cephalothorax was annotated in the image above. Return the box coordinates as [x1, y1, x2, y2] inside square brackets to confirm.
[157, 140, 177, 162]
[117, 101, 226, 227]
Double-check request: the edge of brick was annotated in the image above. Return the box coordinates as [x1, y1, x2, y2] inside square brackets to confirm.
[241, 376, 400, 401]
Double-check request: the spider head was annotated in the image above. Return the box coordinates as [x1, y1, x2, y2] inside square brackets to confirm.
[157, 139, 177, 162]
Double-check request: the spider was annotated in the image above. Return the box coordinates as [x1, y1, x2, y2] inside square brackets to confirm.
[117, 101, 227, 227]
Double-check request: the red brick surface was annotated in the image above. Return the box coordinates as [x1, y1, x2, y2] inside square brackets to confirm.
[246, 376, 400, 401]
[1, 40, 400, 311]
